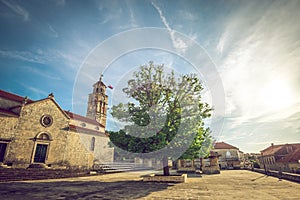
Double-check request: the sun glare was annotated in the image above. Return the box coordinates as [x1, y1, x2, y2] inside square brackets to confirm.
[259, 79, 294, 111]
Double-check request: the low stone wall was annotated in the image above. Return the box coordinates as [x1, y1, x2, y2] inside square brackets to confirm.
[250, 168, 300, 183]
[143, 174, 187, 183]
[177, 167, 196, 173]
[202, 165, 220, 174]
[0, 168, 91, 182]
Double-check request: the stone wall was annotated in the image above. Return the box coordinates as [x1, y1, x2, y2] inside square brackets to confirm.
[79, 133, 113, 163]
[1, 99, 94, 169]
[251, 168, 300, 183]
[0, 116, 18, 138]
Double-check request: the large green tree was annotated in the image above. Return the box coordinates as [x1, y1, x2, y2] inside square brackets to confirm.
[110, 62, 212, 175]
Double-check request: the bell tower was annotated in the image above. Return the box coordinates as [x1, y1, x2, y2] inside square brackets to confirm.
[86, 75, 108, 127]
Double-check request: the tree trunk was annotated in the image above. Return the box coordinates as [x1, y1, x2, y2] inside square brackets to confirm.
[162, 156, 170, 176]
[199, 157, 203, 171]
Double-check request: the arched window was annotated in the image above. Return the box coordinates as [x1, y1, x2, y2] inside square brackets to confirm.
[90, 137, 95, 151]
[36, 133, 51, 140]
[226, 151, 231, 158]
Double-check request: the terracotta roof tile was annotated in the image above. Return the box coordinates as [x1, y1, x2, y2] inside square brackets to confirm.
[0, 108, 19, 117]
[69, 124, 107, 137]
[214, 142, 239, 150]
[277, 148, 300, 163]
[65, 111, 105, 127]
[0, 89, 34, 103]
[260, 143, 300, 156]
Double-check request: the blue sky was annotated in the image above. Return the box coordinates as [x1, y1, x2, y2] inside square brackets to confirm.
[0, 0, 299, 153]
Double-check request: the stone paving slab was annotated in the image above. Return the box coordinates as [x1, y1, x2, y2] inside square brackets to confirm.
[0, 170, 299, 199]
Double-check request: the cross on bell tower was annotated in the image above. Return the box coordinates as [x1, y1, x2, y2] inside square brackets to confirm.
[86, 74, 108, 127]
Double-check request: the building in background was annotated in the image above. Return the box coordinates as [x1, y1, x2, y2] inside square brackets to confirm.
[258, 143, 300, 173]
[243, 153, 261, 168]
[213, 142, 244, 169]
[0, 77, 113, 169]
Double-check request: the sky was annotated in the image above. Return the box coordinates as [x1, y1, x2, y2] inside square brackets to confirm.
[0, 0, 299, 153]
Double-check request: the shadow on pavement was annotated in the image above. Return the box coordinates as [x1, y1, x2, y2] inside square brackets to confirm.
[251, 175, 267, 181]
[0, 180, 173, 199]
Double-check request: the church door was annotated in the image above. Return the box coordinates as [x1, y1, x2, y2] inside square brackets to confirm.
[34, 144, 48, 163]
[0, 142, 7, 162]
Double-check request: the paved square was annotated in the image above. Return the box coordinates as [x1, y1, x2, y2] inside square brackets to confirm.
[0, 170, 299, 199]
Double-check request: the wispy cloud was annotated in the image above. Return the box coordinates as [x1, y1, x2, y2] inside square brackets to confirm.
[99, 9, 122, 25]
[47, 23, 58, 38]
[19, 82, 49, 97]
[99, 1, 138, 30]
[55, 0, 66, 7]
[21, 66, 62, 80]
[0, 50, 46, 64]
[0, 49, 81, 70]
[151, 1, 188, 54]
[126, 1, 138, 28]
[1, 0, 29, 21]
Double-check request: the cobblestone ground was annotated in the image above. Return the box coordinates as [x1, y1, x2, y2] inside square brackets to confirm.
[0, 170, 299, 200]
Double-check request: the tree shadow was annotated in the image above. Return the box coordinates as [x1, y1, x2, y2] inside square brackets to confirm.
[251, 175, 267, 181]
[0, 179, 174, 199]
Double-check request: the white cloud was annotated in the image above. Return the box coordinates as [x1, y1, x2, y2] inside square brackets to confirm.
[151, 1, 188, 54]
[213, 0, 300, 151]
[219, 1, 300, 122]
[1, 0, 29, 21]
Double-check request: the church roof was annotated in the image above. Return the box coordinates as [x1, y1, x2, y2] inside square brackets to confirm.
[65, 111, 105, 127]
[0, 108, 19, 117]
[214, 142, 239, 150]
[0, 89, 34, 103]
[69, 124, 107, 137]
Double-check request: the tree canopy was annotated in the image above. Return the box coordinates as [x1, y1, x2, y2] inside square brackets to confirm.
[109, 62, 213, 175]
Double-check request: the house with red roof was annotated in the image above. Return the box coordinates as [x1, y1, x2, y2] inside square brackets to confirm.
[0, 77, 113, 169]
[258, 143, 300, 173]
[213, 142, 244, 169]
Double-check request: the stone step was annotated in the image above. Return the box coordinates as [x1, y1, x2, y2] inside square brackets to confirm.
[93, 162, 152, 173]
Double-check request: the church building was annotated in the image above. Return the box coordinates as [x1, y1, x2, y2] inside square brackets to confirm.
[0, 78, 113, 169]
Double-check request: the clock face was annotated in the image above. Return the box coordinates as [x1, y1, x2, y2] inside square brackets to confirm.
[40, 115, 53, 127]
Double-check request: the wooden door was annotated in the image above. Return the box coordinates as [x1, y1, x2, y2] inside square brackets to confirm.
[34, 144, 48, 163]
[0, 143, 7, 162]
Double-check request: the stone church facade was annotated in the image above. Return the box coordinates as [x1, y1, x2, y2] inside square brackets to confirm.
[0, 78, 113, 169]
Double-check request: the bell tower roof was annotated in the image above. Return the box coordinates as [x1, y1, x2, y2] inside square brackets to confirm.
[93, 74, 107, 88]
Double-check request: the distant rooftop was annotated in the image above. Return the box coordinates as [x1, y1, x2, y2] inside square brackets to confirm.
[214, 142, 239, 150]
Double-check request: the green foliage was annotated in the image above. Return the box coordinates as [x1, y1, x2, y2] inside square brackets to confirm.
[179, 127, 213, 160]
[110, 61, 212, 162]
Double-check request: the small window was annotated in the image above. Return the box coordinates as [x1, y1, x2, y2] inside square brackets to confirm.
[90, 137, 95, 151]
[81, 123, 86, 127]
